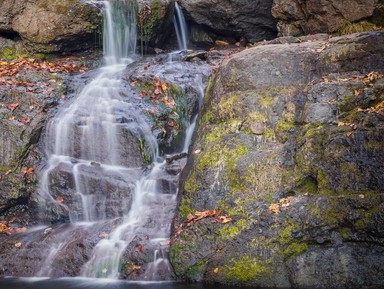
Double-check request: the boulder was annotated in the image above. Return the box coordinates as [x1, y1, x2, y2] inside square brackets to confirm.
[0, 0, 101, 53]
[170, 31, 384, 288]
[272, 0, 380, 36]
[177, 0, 277, 43]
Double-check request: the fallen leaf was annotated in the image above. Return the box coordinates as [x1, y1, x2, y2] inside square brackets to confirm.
[268, 203, 279, 214]
[5, 169, 12, 175]
[136, 245, 143, 252]
[219, 216, 232, 224]
[56, 196, 64, 203]
[22, 167, 34, 175]
[132, 265, 141, 270]
[214, 268, 219, 273]
[215, 40, 229, 45]
[15, 242, 22, 248]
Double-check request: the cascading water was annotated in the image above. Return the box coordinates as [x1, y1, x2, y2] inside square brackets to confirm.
[36, 0, 179, 280]
[173, 2, 188, 51]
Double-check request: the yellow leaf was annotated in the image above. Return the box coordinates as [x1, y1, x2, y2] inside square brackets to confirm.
[215, 40, 229, 45]
[214, 268, 219, 273]
[268, 203, 279, 214]
[15, 242, 22, 248]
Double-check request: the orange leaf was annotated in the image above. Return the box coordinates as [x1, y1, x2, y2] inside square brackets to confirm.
[219, 215, 232, 224]
[268, 203, 279, 214]
[214, 268, 219, 273]
[56, 196, 64, 203]
[22, 167, 34, 175]
[5, 169, 12, 175]
[136, 245, 143, 252]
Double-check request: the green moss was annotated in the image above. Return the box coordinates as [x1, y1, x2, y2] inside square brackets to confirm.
[0, 47, 28, 60]
[138, 138, 152, 165]
[185, 260, 207, 281]
[178, 199, 194, 218]
[184, 171, 200, 195]
[218, 225, 240, 240]
[293, 176, 318, 195]
[283, 242, 308, 257]
[224, 256, 268, 282]
[138, 0, 165, 54]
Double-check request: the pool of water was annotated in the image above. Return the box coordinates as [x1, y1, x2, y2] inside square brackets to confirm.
[0, 278, 259, 289]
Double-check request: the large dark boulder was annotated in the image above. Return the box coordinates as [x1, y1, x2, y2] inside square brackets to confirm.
[178, 0, 277, 43]
[0, 0, 101, 53]
[272, 0, 380, 36]
[170, 31, 384, 288]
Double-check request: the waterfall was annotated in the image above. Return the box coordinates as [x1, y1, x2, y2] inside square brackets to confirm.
[37, 0, 176, 280]
[173, 2, 188, 51]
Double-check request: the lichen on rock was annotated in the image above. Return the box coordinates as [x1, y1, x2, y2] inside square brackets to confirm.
[171, 31, 384, 288]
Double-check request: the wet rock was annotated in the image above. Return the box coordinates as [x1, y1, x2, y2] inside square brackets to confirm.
[137, 0, 175, 51]
[171, 31, 384, 288]
[178, 0, 277, 43]
[124, 57, 210, 154]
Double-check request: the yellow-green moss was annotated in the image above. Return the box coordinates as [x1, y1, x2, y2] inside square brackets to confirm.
[0, 47, 28, 60]
[224, 256, 269, 282]
[178, 198, 194, 218]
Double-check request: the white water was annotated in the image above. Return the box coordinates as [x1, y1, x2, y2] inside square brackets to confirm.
[173, 2, 188, 51]
[36, 0, 179, 280]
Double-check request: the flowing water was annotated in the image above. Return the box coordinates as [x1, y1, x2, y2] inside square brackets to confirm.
[34, 0, 184, 280]
[173, 2, 189, 51]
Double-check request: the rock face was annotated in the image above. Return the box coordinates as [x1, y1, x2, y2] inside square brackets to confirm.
[137, 0, 175, 52]
[170, 31, 384, 288]
[272, 0, 380, 36]
[0, 0, 101, 53]
[178, 0, 277, 43]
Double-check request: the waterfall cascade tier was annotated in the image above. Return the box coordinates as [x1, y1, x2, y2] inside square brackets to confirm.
[35, 0, 191, 280]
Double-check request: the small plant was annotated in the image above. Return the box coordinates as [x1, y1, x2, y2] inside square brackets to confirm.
[335, 19, 380, 36]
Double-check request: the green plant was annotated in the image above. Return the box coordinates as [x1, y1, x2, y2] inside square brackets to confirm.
[335, 19, 379, 36]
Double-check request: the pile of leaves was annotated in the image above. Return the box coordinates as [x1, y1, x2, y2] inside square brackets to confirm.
[0, 220, 26, 236]
[131, 78, 185, 142]
[0, 56, 88, 84]
[268, 197, 295, 214]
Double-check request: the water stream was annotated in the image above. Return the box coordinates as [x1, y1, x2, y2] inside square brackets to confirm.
[173, 2, 189, 51]
[35, 0, 191, 280]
